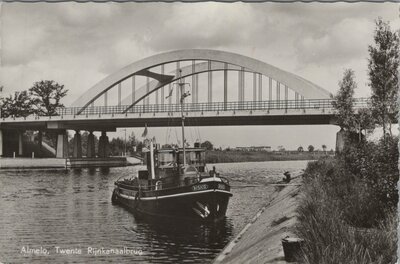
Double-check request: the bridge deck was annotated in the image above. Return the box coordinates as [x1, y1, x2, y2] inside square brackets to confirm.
[0, 99, 369, 130]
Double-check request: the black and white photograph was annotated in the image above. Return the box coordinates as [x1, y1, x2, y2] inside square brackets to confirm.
[0, 1, 399, 263]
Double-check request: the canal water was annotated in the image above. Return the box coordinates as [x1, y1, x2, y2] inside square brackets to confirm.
[0, 160, 309, 263]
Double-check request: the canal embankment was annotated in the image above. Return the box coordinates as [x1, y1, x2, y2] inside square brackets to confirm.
[205, 150, 332, 164]
[0, 158, 67, 170]
[0, 156, 142, 170]
[214, 174, 302, 264]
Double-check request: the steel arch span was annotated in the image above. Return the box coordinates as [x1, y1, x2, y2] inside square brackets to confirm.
[71, 49, 331, 114]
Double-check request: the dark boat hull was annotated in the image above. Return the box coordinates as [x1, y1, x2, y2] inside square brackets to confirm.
[112, 183, 232, 222]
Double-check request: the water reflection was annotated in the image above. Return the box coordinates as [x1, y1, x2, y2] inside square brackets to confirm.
[88, 167, 96, 175]
[134, 217, 233, 262]
[100, 167, 110, 175]
[0, 160, 308, 263]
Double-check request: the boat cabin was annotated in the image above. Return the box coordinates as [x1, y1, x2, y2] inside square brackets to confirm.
[138, 145, 207, 190]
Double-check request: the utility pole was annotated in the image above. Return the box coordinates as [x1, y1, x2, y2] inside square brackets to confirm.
[124, 129, 127, 157]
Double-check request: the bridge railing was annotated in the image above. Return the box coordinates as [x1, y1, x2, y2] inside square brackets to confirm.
[53, 98, 369, 117]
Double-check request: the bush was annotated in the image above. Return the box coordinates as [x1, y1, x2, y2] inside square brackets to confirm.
[341, 136, 399, 217]
[297, 135, 398, 263]
[297, 158, 397, 263]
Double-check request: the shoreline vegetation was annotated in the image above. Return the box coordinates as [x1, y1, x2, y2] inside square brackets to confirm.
[295, 137, 398, 264]
[293, 18, 399, 263]
[204, 150, 332, 164]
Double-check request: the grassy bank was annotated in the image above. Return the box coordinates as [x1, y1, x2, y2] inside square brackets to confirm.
[296, 137, 398, 263]
[205, 150, 331, 163]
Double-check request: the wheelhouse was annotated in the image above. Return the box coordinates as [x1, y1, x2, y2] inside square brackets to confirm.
[139, 146, 208, 190]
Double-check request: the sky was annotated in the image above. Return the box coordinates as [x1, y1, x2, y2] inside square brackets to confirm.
[0, 2, 399, 150]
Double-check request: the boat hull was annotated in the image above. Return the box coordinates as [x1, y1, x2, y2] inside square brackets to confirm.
[112, 184, 232, 222]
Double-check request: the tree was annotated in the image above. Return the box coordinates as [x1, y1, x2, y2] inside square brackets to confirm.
[162, 143, 179, 149]
[29, 80, 68, 116]
[126, 132, 142, 153]
[297, 146, 304, 152]
[308, 145, 314, 152]
[332, 69, 357, 132]
[368, 18, 399, 139]
[0, 91, 34, 118]
[322, 144, 327, 153]
[200, 140, 214, 150]
[109, 137, 125, 156]
[355, 108, 375, 141]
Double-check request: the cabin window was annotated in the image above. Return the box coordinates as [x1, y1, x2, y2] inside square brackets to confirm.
[191, 151, 205, 165]
[178, 152, 193, 164]
[199, 152, 205, 164]
[178, 151, 205, 165]
[189, 152, 197, 163]
[158, 152, 174, 167]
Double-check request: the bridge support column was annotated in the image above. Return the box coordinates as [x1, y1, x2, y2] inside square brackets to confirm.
[73, 130, 82, 158]
[118, 83, 122, 106]
[268, 77, 272, 109]
[98, 131, 110, 158]
[258, 74, 262, 101]
[208, 60, 212, 105]
[87, 131, 96, 158]
[176, 62, 180, 105]
[18, 131, 23, 156]
[132, 76, 136, 105]
[276, 82, 280, 106]
[253, 73, 257, 102]
[56, 130, 68, 158]
[160, 66, 164, 105]
[224, 63, 228, 110]
[0, 129, 3, 157]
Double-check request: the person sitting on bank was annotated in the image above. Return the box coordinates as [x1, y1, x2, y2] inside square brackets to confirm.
[283, 171, 291, 183]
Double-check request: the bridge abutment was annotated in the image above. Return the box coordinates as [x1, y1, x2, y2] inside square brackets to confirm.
[335, 128, 346, 153]
[87, 131, 96, 158]
[56, 130, 69, 158]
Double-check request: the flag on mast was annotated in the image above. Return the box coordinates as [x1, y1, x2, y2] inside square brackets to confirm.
[165, 87, 174, 99]
[142, 124, 148, 138]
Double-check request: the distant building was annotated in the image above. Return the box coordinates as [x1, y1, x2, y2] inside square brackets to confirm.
[252, 146, 272, 152]
[235, 146, 272, 152]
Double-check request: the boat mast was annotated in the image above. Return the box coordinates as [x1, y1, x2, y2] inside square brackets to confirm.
[178, 69, 189, 168]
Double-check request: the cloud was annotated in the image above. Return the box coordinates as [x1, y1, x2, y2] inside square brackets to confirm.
[1, 2, 399, 147]
[1, 2, 398, 101]
[295, 18, 372, 65]
[142, 3, 258, 51]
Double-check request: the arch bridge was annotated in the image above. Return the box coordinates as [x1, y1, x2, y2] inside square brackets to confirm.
[0, 49, 369, 158]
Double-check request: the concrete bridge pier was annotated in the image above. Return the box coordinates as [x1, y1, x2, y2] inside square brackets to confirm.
[98, 131, 110, 158]
[56, 130, 69, 158]
[0, 129, 3, 157]
[72, 130, 82, 158]
[18, 131, 23, 156]
[87, 131, 96, 158]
